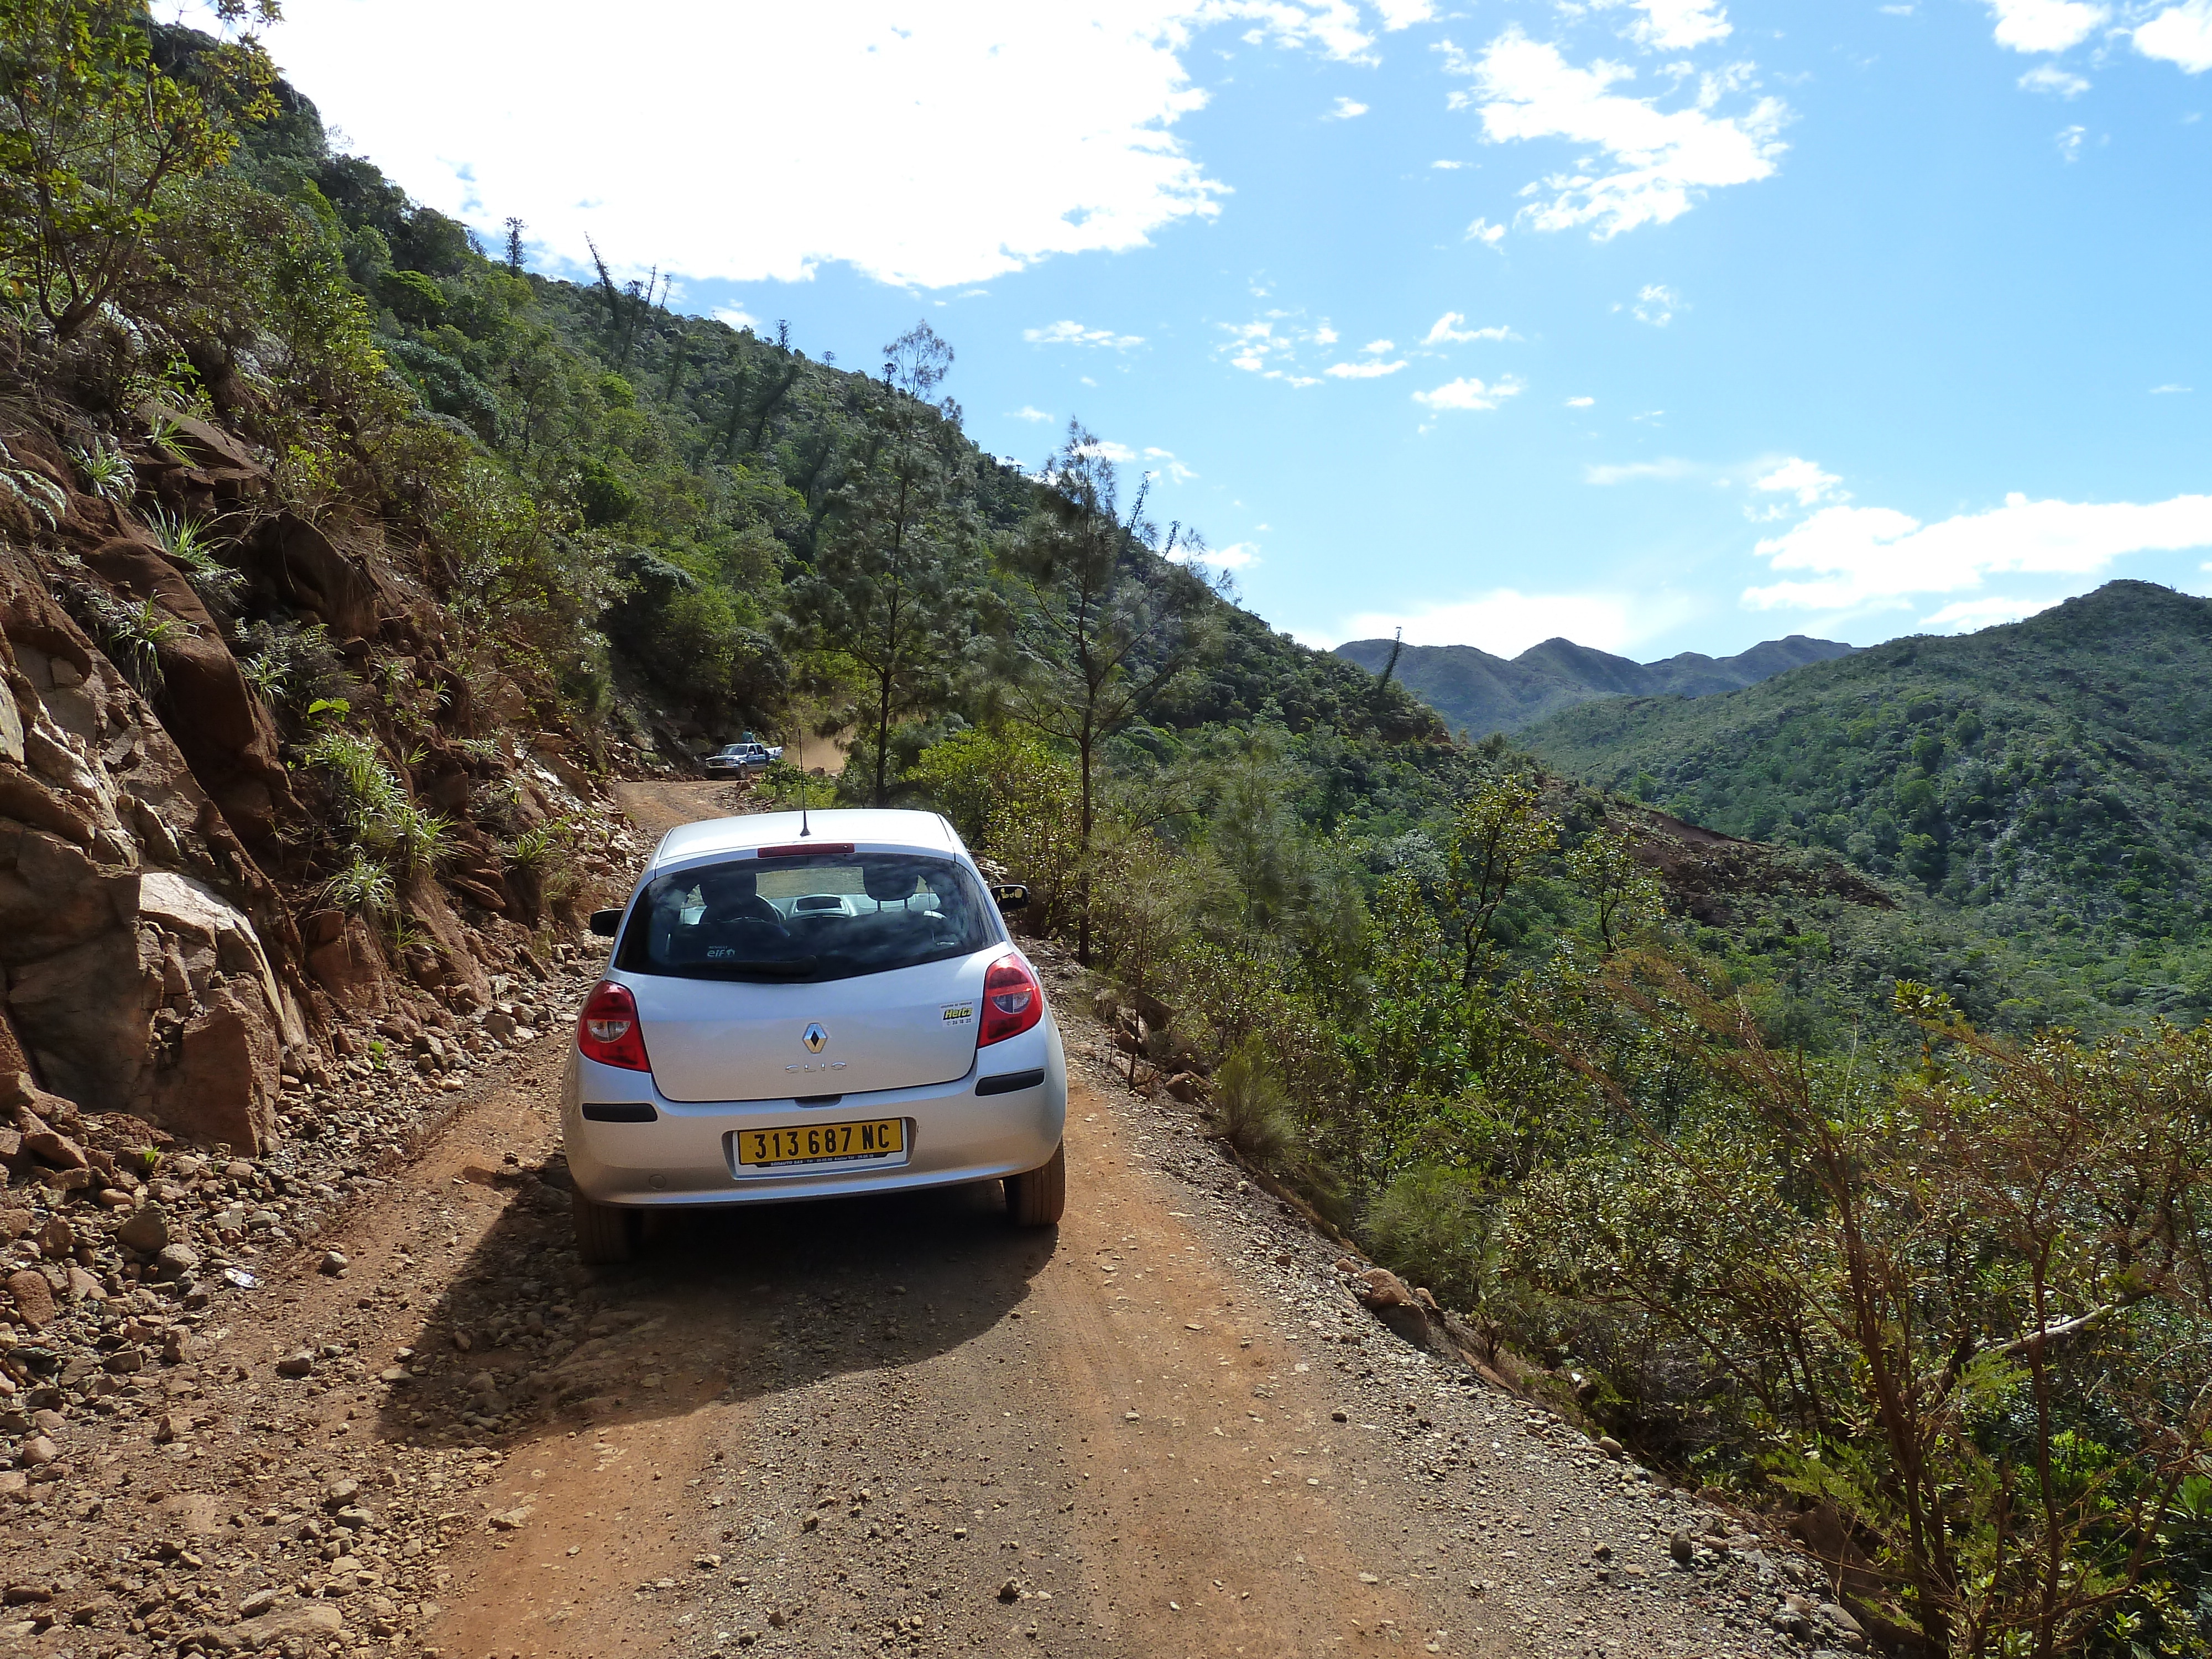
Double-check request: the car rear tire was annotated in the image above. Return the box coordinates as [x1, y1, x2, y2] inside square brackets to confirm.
[572, 1189, 637, 1264]
[1005, 1141, 1066, 1228]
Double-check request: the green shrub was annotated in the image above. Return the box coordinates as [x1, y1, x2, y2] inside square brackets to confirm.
[375, 268, 447, 325]
[70, 440, 133, 502]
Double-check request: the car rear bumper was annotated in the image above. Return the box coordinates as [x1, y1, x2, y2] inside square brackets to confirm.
[561, 1019, 1066, 1208]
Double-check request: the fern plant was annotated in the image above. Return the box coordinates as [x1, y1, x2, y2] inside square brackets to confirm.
[80, 592, 183, 694]
[70, 440, 134, 503]
[0, 439, 66, 530]
[147, 509, 247, 614]
[321, 850, 395, 919]
[145, 408, 191, 464]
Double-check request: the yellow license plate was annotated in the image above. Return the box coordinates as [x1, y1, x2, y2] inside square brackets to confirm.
[737, 1119, 906, 1167]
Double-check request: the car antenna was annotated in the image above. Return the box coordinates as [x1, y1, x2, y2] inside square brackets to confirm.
[800, 804, 811, 838]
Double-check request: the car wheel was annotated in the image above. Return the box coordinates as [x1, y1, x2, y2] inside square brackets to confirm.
[1004, 1141, 1066, 1227]
[572, 1188, 637, 1264]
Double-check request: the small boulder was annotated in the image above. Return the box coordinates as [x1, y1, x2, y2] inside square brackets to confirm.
[5, 1269, 55, 1331]
[274, 1352, 314, 1379]
[317, 1250, 348, 1276]
[36, 1215, 72, 1260]
[113, 1204, 169, 1255]
[155, 1243, 201, 1279]
[1355, 1267, 1417, 1311]
[18, 1434, 58, 1467]
[238, 1587, 279, 1618]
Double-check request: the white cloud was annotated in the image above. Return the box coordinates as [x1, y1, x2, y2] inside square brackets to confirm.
[1622, 0, 1732, 52]
[1742, 489, 2212, 613]
[1422, 311, 1517, 344]
[2018, 64, 2091, 95]
[1985, 0, 2107, 54]
[246, 2, 1390, 290]
[1373, 0, 1438, 25]
[2136, 0, 2212, 71]
[1024, 319, 1145, 349]
[2056, 123, 2086, 159]
[1142, 446, 1199, 482]
[1413, 374, 1526, 411]
[1178, 540, 1261, 570]
[1629, 283, 1681, 325]
[1465, 216, 1507, 245]
[1009, 405, 1055, 422]
[1431, 158, 1472, 169]
[1360, 338, 1395, 353]
[1324, 357, 1410, 377]
[1752, 456, 1846, 507]
[1327, 96, 1370, 119]
[2152, 383, 2194, 393]
[1446, 28, 1789, 239]
[1566, 395, 1596, 408]
[1075, 439, 1140, 463]
[1338, 587, 1692, 655]
[712, 303, 759, 329]
[1585, 457, 1696, 483]
[1214, 311, 1336, 385]
[1918, 594, 2063, 631]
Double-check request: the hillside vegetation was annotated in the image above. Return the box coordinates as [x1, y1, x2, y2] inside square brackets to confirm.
[2, 9, 2209, 1653]
[1525, 582, 2212, 1020]
[1335, 630, 1854, 736]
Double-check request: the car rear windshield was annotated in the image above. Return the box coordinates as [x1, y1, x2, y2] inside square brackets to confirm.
[614, 852, 996, 983]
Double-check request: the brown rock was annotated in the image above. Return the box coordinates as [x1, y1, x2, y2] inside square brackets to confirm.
[304, 911, 389, 1015]
[244, 1600, 343, 1646]
[0, 1208, 31, 1240]
[20, 1125, 84, 1170]
[5, 1267, 55, 1330]
[63, 1265, 104, 1302]
[18, 1433, 57, 1467]
[1355, 1267, 1417, 1311]
[36, 1214, 72, 1259]
[161, 985, 280, 1154]
[112, 1203, 169, 1254]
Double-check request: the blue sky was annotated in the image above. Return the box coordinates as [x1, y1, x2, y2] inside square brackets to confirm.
[232, 0, 2212, 660]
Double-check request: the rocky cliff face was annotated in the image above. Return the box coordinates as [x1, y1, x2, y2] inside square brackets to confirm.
[0, 406, 615, 1159]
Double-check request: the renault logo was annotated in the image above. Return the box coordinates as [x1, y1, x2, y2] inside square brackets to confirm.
[802, 1022, 828, 1053]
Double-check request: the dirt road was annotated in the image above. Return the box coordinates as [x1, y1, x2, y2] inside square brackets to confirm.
[3, 781, 1825, 1659]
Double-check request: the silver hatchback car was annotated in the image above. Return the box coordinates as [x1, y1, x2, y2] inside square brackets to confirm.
[562, 809, 1068, 1262]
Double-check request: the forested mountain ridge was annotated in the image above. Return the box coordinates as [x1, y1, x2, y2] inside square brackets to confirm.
[1525, 580, 2212, 1015]
[1335, 630, 1855, 736]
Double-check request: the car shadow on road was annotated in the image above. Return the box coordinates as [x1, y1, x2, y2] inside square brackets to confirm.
[373, 1161, 1056, 1451]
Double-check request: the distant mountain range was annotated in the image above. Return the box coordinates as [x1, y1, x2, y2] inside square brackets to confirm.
[1332, 632, 1859, 736]
[1517, 581, 2212, 1014]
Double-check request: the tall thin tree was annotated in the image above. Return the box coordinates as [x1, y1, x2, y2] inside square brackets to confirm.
[796, 322, 975, 806]
[1000, 425, 1220, 962]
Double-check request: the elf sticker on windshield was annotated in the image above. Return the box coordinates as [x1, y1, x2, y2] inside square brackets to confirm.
[941, 1003, 974, 1025]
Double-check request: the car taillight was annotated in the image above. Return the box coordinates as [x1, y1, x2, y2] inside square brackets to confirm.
[577, 980, 651, 1071]
[978, 954, 1043, 1047]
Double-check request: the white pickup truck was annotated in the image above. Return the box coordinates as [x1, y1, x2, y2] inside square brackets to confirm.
[702, 740, 782, 777]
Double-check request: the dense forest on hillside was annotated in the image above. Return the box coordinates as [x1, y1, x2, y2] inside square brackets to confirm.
[3, 8, 2209, 1652]
[1525, 582, 2212, 1022]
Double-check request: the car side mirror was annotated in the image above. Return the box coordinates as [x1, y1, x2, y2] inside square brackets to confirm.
[588, 909, 622, 938]
[990, 883, 1029, 911]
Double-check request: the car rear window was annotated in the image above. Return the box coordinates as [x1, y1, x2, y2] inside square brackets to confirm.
[614, 852, 996, 983]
